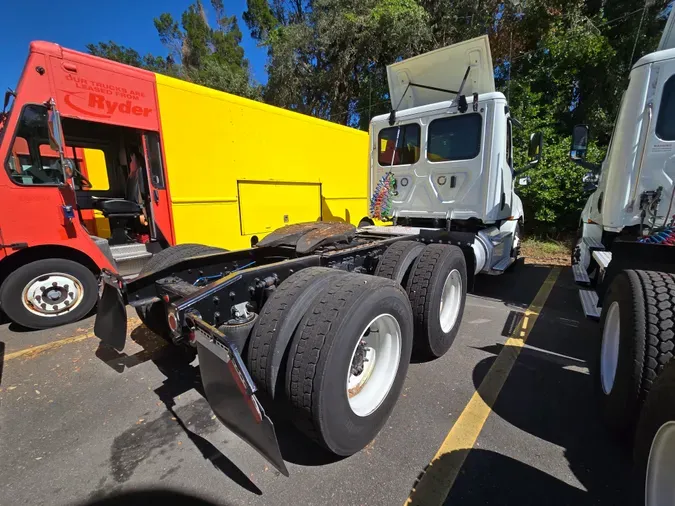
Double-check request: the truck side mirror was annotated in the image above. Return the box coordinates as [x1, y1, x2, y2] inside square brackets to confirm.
[47, 108, 65, 155]
[570, 124, 589, 161]
[528, 132, 543, 166]
[47, 98, 66, 158]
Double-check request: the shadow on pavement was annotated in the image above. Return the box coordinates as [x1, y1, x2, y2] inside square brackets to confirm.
[78, 488, 232, 506]
[95, 325, 262, 495]
[94, 321, 337, 491]
[408, 449, 587, 505]
[471, 263, 552, 309]
[462, 268, 633, 504]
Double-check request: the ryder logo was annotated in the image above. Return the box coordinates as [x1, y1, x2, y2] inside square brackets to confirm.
[63, 91, 153, 119]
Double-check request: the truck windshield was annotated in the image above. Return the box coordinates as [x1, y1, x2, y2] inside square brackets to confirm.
[6, 104, 65, 186]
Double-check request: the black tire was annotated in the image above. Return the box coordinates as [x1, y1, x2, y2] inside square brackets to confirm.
[247, 267, 348, 399]
[511, 222, 522, 261]
[634, 359, 675, 504]
[0, 258, 98, 329]
[285, 273, 413, 455]
[358, 217, 374, 228]
[406, 244, 467, 359]
[374, 240, 425, 285]
[598, 270, 675, 438]
[135, 243, 225, 338]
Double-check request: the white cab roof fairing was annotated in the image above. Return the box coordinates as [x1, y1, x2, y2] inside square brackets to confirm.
[370, 92, 507, 125]
[386, 35, 496, 111]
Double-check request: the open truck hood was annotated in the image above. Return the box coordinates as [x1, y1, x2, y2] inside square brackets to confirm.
[658, 5, 675, 51]
[387, 35, 495, 110]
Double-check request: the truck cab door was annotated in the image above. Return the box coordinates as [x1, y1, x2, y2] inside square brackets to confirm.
[142, 132, 174, 245]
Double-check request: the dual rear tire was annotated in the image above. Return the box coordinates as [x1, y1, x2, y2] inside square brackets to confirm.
[247, 267, 413, 454]
[245, 240, 467, 455]
[376, 241, 467, 359]
[598, 270, 675, 438]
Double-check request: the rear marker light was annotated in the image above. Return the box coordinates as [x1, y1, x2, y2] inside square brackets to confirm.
[167, 311, 178, 332]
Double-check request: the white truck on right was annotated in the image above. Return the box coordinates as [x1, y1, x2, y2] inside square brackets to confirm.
[570, 8, 675, 503]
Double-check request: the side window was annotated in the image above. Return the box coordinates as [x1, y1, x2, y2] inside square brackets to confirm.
[6, 104, 65, 186]
[427, 113, 482, 162]
[378, 124, 421, 166]
[656, 75, 675, 141]
[506, 119, 513, 170]
[144, 132, 165, 189]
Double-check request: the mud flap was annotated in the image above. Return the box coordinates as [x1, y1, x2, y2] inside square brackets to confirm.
[189, 315, 289, 477]
[94, 280, 128, 351]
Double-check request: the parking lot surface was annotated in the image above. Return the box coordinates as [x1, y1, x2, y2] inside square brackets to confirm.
[0, 264, 632, 505]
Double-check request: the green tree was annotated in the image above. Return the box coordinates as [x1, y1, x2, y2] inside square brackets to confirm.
[85, 41, 174, 74]
[244, 0, 432, 127]
[88, 1, 258, 98]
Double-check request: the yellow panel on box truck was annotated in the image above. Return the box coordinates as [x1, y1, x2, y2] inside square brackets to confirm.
[156, 74, 370, 250]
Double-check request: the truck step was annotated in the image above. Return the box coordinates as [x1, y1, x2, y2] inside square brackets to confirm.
[492, 256, 515, 272]
[490, 231, 513, 245]
[572, 263, 591, 285]
[579, 289, 601, 320]
[110, 243, 153, 278]
[359, 225, 423, 236]
[110, 243, 152, 262]
[583, 237, 605, 250]
[592, 250, 612, 270]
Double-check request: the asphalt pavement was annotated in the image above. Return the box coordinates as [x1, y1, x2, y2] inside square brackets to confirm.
[0, 264, 633, 506]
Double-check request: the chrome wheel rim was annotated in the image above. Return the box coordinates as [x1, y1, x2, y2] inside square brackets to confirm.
[346, 314, 402, 417]
[21, 272, 84, 317]
[646, 421, 675, 506]
[439, 269, 462, 333]
[600, 301, 621, 395]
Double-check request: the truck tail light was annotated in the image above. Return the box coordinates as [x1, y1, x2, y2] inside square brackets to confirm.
[167, 310, 179, 333]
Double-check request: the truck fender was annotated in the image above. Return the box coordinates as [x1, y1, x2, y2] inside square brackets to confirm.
[0, 244, 100, 283]
[511, 193, 525, 222]
[499, 218, 520, 237]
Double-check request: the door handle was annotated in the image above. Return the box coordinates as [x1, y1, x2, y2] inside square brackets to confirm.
[153, 189, 159, 204]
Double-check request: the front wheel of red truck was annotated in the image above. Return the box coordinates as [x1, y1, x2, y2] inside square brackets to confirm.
[0, 258, 98, 329]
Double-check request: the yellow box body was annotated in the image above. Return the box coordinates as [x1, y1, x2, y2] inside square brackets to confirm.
[155, 75, 370, 250]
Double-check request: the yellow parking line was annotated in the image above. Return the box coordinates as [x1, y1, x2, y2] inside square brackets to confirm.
[5, 331, 97, 361]
[405, 267, 561, 506]
[4, 318, 141, 361]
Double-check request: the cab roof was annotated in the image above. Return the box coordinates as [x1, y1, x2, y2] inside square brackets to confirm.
[371, 91, 507, 126]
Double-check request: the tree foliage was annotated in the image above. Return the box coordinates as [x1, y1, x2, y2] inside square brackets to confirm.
[87, 1, 258, 98]
[89, 0, 674, 232]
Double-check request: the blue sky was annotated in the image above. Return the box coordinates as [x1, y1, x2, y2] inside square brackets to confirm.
[0, 0, 267, 92]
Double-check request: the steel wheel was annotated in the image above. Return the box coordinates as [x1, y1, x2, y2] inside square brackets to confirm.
[646, 421, 675, 505]
[21, 272, 84, 317]
[346, 313, 402, 417]
[600, 301, 621, 395]
[439, 269, 462, 333]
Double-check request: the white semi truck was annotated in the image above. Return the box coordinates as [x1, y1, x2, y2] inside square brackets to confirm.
[570, 8, 675, 503]
[94, 36, 541, 476]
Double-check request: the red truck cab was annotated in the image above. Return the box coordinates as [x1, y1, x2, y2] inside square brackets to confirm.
[0, 42, 175, 329]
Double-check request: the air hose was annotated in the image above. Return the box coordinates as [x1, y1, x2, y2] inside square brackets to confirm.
[639, 225, 675, 245]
